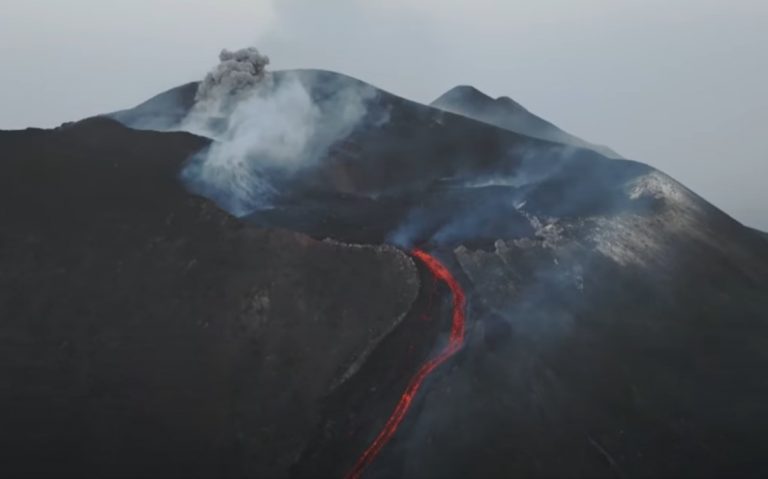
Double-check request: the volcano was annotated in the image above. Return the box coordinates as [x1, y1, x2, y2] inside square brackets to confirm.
[431, 84, 623, 159]
[2, 60, 768, 479]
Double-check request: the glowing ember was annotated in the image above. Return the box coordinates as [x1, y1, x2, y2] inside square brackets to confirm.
[345, 248, 466, 479]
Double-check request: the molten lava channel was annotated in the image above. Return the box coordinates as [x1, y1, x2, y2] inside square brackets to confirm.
[345, 248, 467, 479]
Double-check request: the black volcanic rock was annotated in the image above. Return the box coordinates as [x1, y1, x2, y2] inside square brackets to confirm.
[750, 227, 768, 241]
[432, 85, 622, 159]
[4, 69, 768, 478]
[386, 213, 768, 478]
[0, 119, 421, 478]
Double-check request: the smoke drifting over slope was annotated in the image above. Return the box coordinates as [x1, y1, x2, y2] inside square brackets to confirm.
[180, 48, 378, 216]
[7, 41, 768, 479]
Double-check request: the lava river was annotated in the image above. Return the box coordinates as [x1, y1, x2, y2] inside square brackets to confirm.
[345, 248, 467, 479]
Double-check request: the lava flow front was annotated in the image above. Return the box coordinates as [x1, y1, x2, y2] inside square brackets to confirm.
[345, 248, 467, 479]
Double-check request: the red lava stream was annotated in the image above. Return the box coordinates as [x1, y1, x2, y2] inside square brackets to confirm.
[345, 248, 467, 479]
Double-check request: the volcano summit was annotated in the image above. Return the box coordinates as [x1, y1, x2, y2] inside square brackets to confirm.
[2, 48, 768, 478]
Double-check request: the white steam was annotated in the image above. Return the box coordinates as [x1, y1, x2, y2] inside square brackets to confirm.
[180, 47, 377, 216]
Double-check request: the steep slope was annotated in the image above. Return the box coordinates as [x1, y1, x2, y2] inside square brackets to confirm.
[106, 69, 639, 242]
[432, 85, 622, 158]
[108, 81, 199, 131]
[8, 65, 768, 478]
[376, 178, 768, 478]
[0, 119, 421, 478]
[750, 227, 768, 241]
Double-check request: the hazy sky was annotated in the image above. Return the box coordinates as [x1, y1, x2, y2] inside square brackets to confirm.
[1, 0, 766, 228]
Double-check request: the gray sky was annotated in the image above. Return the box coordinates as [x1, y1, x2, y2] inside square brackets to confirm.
[1, 0, 766, 228]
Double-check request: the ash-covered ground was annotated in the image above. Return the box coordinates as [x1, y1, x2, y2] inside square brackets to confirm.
[2, 48, 768, 478]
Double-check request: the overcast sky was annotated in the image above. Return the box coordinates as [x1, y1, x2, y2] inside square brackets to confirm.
[1, 0, 766, 228]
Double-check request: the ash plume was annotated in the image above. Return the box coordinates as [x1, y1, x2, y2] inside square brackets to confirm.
[194, 47, 272, 116]
[180, 47, 377, 216]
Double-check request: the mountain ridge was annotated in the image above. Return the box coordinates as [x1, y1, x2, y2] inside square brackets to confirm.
[432, 84, 622, 159]
[2, 65, 768, 477]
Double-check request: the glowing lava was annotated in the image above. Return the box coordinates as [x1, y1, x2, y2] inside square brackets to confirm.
[345, 248, 466, 479]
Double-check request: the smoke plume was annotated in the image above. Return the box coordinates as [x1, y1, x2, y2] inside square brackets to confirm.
[180, 47, 376, 216]
[194, 48, 272, 116]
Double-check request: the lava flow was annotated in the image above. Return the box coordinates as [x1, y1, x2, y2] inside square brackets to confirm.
[345, 248, 467, 479]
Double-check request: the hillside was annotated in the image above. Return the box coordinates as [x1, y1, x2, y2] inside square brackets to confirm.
[0, 118, 421, 477]
[3, 64, 768, 477]
[432, 85, 622, 159]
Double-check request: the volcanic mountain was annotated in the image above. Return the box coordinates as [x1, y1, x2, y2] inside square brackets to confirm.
[2, 59, 768, 479]
[432, 84, 622, 159]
